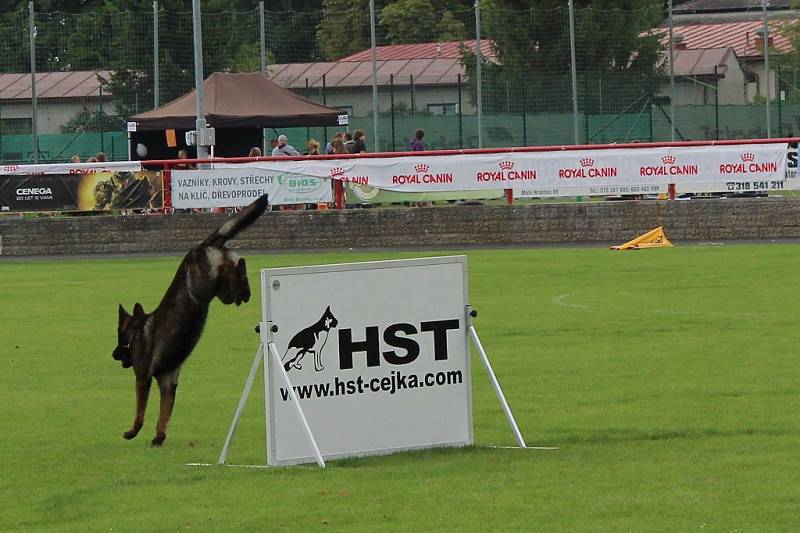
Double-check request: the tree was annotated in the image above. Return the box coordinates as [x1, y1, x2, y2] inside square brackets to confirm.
[316, 0, 372, 60]
[378, 0, 466, 45]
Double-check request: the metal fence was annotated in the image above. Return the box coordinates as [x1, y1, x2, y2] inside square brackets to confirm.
[0, 1, 794, 163]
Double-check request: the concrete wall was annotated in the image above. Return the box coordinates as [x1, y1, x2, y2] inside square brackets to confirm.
[1, 198, 799, 257]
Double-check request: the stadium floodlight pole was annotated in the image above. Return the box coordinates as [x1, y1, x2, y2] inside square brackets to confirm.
[668, 0, 676, 142]
[568, 0, 579, 145]
[369, 0, 379, 152]
[153, 1, 159, 108]
[192, 0, 208, 160]
[259, 1, 266, 77]
[28, 1, 39, 164]
[763, 0, 771, 138]
[475, 0, 483, 148]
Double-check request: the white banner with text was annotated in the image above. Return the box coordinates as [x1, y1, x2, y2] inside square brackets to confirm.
[216, 143, 790, 197]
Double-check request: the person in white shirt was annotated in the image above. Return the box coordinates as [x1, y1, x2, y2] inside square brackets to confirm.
[271, 134, 300, 156]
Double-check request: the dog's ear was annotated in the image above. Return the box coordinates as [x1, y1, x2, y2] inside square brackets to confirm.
[119, 304, 130, 320]
[133, 303, 145, 319]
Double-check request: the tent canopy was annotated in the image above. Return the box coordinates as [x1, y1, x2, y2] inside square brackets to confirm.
[129, 72, 341, 131]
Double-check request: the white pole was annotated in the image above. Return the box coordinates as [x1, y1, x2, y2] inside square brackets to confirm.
[568, 0, 579, 144]
[468, 325, 527, 448]
[267, 342, 326, 468]
[369, 0, 380, 152]
[475, 0, 483, 148]
[763, 0, 771, 138]
[259, 1, 266, 77]
[668, 0, 676, 142]
[191, 0, 208, 159]
[28, 1, 39, 163]
[153, 1, 159, 108]
[218, 343, 264, 465]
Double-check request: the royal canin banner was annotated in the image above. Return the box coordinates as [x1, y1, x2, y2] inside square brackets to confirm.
[0, 161, 142, 176]
[217, 143, 789, 194]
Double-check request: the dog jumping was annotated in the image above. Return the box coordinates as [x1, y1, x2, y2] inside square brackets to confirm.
[112, 194, 268, 446]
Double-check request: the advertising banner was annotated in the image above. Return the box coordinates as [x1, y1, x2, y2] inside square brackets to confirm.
[218, 143, 789, 195]
[262, 256, 472, 465]
[0, 161, 142, 176]
[0, 171, 162, 212]
[171, 168, 332, 208]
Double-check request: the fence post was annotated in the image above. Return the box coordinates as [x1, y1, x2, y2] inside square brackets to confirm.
[153, 1, 159, 108]
[191, 0, 209, 160]
[322, 74, 328, 143]
[763, 0, 771, 138]
[305, 78, 311, 142]
[778, 65, 783, 136]
[28, 1, 39, 163]
[668, 0, 676, 142]
[259, 1, 266, 77]
[390, 73, 396, 151]
[568, 0, 579, 145]
[369, 0, 379, 152]
[714, 65, 720, 140]
[457, 73, 463, 149]
[410, 74, 415, 117]
[475, 0, 483, 148]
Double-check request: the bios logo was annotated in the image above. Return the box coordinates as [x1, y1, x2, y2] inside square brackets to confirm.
[329, 166, 368, 185]
[476, 160, 536, 183]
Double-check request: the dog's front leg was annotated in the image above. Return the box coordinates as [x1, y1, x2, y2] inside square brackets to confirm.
[123, 377, 151, 440]
[151, 370, 179, 447]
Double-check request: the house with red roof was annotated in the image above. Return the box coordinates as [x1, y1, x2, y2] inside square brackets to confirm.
[0, 71, 112, 135]
[267, 40, 493, 118]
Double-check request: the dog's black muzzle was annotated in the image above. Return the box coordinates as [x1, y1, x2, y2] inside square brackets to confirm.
[113, 345, 133, 368]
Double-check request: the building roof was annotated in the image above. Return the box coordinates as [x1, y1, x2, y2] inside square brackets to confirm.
[675, 0, 791, 14]
[659, 20, 794, 58]
[665, 47, 738, 77]
[0, 71, 110, 101]
[267, 40, 494, 89]
[340, 40, 495, 62]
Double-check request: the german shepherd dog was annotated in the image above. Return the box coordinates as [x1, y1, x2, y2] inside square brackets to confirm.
[282, 306, 339, 372]
[112, 194, 268, 446]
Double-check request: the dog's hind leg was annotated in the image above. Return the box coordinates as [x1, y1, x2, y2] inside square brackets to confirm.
[123, 377, 151, 440]
[151, 370, 179, 447]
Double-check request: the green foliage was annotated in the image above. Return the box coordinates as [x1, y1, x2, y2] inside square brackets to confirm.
[59, 107, 125, 133]
[316, 0, 372, 60]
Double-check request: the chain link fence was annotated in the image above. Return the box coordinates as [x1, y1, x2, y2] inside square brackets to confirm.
[0, 2, 795, 164]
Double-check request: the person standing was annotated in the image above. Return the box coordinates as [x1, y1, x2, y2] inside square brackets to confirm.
[306, 139, 320, 155]
[351, 129, 367, 153]
[325, 132, 343, 155]
[409, 129, 425, 151]
[272, 135, 300, 156]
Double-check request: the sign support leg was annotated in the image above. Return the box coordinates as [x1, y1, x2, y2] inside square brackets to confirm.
[218, 342, 264, 465]
[267, 342, 326, 468]
[468, 324, 527, 448]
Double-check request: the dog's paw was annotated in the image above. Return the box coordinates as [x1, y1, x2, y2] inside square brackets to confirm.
[150, 433, 166, 447]
[123, 429, 140, 440]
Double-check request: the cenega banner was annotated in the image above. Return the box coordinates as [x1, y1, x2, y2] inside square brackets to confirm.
[261, 256, 472, 466]
[216, 143, 790, 196]
[0, 171, 162, 212]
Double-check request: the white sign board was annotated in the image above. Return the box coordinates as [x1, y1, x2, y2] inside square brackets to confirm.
[261, 256, 473, 465]
[171, 168, 333, 208]
[337, 113, 349, 126]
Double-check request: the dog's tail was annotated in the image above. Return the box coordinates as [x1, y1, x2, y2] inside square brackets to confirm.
[201, 194, 269, 248]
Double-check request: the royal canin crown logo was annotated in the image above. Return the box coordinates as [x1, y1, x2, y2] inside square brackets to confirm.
[3, 165, 19, 172]
[499, 161, 514, 170]
[741, 153, 755, 162]
[415, 164, 429, 173]
[661, 155, 676, 165]
[329, 167, 345, 177]
[580, 158, 595, 168]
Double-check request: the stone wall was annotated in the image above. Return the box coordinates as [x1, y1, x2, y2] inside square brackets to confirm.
[1, 198, 799, 257]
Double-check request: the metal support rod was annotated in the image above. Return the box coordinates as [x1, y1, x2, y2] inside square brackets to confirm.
[763, 0, 771, 137]
[714, 65, 720, 139]
[475, 0, 483, 148]
[458, 73, 463, 148]
[192, 0, 208, 159]
[468, 324, 526, 448]
[153, 1, 159, 108]
[259, 1, 266, 77]
[668, 0, 676, 142]
[28, 1, 39, 163]
[390, 73, 395, 151]
[267, 342, 326, 468]
[568, 0, 580, 144]
[369, 0, 380, 152]
[218, 343, 264, 465]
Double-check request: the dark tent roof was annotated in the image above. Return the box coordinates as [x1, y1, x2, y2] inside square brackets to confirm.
[129, 72, 341, 131]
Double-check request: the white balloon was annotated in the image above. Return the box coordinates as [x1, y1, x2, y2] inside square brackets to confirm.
[135, 143, 148, 158]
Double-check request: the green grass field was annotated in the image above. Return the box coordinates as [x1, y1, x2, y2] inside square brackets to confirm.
[1, 244, 799, 531]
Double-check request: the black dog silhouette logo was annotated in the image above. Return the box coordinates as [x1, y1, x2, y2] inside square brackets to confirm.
[281, 306, 339, 372]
